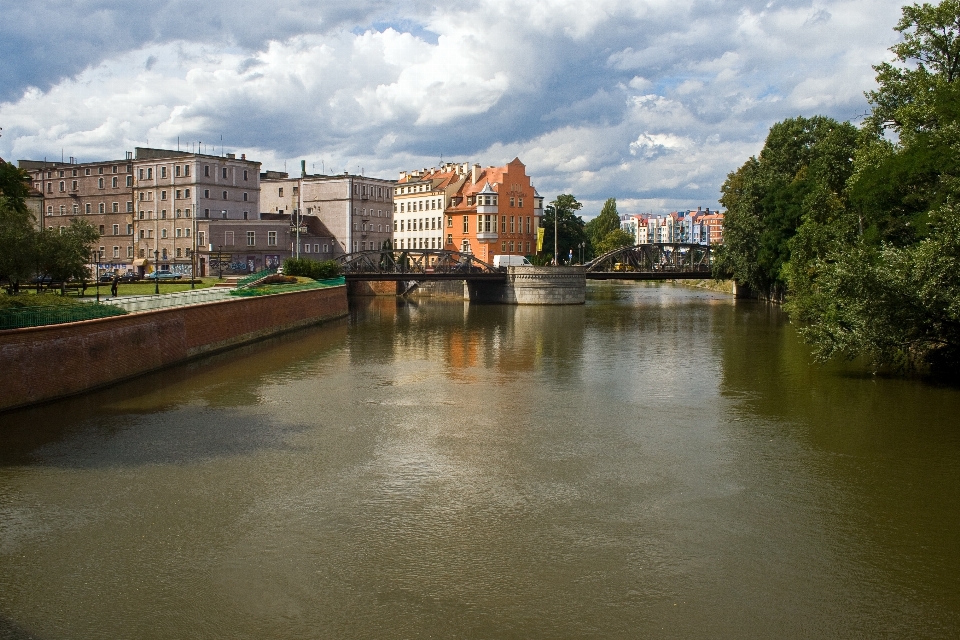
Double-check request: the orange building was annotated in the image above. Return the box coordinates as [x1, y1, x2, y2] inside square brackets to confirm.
[395, 158, 544, 264]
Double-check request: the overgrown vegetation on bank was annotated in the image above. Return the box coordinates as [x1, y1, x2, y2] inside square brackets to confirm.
[714, 0, 960, 375]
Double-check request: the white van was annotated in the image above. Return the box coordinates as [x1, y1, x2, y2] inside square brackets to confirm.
[493, 255, 533, 268]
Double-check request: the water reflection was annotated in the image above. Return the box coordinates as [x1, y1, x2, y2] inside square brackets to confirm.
[0, 283, 958, 638]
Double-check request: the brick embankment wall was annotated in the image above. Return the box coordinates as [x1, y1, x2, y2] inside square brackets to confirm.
[348, 280, 399, 296]
[0, 286, 348, 412]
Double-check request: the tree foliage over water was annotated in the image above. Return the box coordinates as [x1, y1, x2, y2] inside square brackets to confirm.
[719, 0, 960, 374]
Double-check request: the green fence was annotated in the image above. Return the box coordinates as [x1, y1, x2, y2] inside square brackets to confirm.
[235, 268, 276, 288]
[0, 304, 128, 330]
[229, 277, 345, 297]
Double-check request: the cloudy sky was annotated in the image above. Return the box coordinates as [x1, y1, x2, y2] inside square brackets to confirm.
[0, 0, 905, 216]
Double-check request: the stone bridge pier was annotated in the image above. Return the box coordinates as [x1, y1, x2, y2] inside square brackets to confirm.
[467, 266, 585, 305]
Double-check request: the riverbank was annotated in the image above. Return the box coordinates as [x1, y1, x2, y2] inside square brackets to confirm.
[673, 278, 735, 294]
[0, 284, 348, 413]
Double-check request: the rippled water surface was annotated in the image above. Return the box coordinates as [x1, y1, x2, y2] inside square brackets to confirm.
[2, 283, 959, 638]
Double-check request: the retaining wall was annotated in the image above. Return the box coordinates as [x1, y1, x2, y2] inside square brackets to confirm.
[467, 267, 586, 305]
[0, 286, 348, 412]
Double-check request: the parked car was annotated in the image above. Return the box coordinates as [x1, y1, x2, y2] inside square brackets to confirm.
[143, 270, 182, 280]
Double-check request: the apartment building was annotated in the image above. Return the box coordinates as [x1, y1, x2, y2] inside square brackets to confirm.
[396, 157, 543, 264]
[260, 168, 394, 257]
[20, 156, 136, 272]
[132, 147, 261, 275]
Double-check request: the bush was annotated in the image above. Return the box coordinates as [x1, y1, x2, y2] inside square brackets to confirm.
[261, 275, 298, 285]
[282, 258, 341, 280]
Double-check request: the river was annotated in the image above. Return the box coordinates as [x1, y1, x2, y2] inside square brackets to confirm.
[1, 283, 959, 638]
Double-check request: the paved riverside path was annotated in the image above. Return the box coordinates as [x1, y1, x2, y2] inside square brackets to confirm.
[97, 287, 235, 313]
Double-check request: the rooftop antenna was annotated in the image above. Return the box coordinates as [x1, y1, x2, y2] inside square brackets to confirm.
[177, 136, 180, 151]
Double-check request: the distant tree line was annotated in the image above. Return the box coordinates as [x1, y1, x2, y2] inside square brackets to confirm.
[715, 0, 960, 374]
[0, 160, 100, 294]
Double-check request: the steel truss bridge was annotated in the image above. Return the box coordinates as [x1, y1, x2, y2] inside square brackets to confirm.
[584, 243, 714, 280]
[334, 244, 715, 281]
[335, 250, 504, 281]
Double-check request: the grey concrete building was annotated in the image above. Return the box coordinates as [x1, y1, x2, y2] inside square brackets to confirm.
[260, 168, 394, 257]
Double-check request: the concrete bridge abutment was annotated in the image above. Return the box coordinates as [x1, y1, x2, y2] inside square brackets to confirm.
[467, 266, 585, 305]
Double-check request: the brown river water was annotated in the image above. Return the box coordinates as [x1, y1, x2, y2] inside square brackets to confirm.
[1, 282, 959, 638]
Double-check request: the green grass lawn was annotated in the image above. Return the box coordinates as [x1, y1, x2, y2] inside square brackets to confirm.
[99, 279, 219, 297]
[10, 278, 221, 300]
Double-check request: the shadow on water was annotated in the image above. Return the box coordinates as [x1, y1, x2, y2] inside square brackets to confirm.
[0, 616, 40, 640]
[0, 318, 349, 469]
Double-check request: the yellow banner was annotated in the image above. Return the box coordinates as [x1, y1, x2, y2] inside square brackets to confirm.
[536, 227, 545, 252]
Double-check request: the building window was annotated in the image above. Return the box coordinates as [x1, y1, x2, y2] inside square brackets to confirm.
[113, 202, 119, 213]
[246, 231, 255, 246]
[322, 244, 328, 253]
[243, 170, 248, 181]
[463, 216, 468, 233]
[161, 228, 167, 239]
[176, 228, 182, 238]
[161, 190, 167, 200]
[518, 197, 523, 208]
[127, 246, 134, 258]
[176, 248, 182, 258]
[447, 234, 452, 245]
[198, 232, 205, 246]
[71, 204, 78, 215]
[222, 168, 228, 179]
[127, 201, 133, 212]
[204, 209, 210, 218]
[278, 187, 283, 197]
[243, 192, 248, 201]
[222, 191, 227, 199]
[147, 168, 152, 179]
[98, 203, 105, 214]
[113, 224, 119, 235]
[127, 224, 133, 234]
[185, 188, 190, 198]
[225, 231, 234, 246]
[204, 165, 209, 177]
[175, 165, 181, 177]
[268, 231, 277, 246]
[304, 243, 311, 254]
[113, 246, 120, 258]
[59, 181, 65, 192]
[71, 180, 78, 190]
[139, 249, 145, 258]
[184, 165, 190, 177]
[126, 175, 133, 187]
[160, 166, 166, 179]
[176, 189, 181, 199]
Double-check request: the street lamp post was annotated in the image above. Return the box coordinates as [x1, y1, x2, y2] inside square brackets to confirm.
[154, 250, 159, 294]
[579, 242, 584, 265]
[92, 250, 100, 302]
[218, 245, 223, 279]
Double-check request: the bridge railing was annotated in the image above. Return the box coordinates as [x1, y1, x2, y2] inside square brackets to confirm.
[335, 249, 498, 276]
[585, 243, 714, 274]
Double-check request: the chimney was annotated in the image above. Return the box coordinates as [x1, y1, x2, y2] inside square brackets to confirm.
[301, 160, 306, 178]
[226, 153, 236, 159]
[241, 153, 246, 160]
[472, 163, 481, 184]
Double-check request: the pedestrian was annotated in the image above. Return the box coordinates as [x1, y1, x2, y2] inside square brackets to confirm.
[111, 274, 120, 297]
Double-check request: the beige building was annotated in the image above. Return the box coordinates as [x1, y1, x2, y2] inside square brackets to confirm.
[260, 168, 394, 257]
[132, 147, 261, 275]
[20, 156, 136, 272]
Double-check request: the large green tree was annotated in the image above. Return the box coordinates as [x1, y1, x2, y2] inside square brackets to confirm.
[787, 0, 960, 373]
[714, 116, 858, 299]
[0, 161, 37, 292]
[541, 194, 587, 264]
